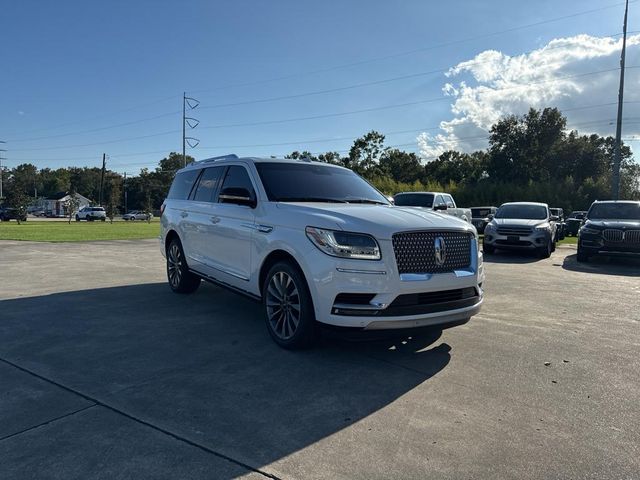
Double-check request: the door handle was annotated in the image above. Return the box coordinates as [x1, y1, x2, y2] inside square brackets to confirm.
[210, 216, 220, 224]
[180, 211, 188, 218]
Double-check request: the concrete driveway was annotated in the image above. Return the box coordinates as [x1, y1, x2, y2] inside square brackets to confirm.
[0, 240, 638, 479]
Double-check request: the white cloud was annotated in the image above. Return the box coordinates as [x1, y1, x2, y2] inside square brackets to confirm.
[418, 34, 640, 160]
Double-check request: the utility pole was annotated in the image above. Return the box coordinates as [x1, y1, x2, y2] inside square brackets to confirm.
[0, 141, 6, 201]
[182, 92, 200, 167]
[99, 153, 106, 206]
[123, 172, 128, 214]
[612, 0, 629, 200]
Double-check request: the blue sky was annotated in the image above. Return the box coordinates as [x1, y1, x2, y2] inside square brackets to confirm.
[1, 0, 637, 175]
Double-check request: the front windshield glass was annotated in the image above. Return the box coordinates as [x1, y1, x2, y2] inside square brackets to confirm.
[495, 204, 548, 220]
[255, 162, 388, 204]
[588, 203, 640, 220]
[393, 193, 434, 208]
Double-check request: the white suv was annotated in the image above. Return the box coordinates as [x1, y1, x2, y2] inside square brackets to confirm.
[160, 155, 484, 348]
[75, 206, 106, 221]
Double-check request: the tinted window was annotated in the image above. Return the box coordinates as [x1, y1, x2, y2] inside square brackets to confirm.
[220, 166, 255, 201]
[167, 170, 200, 200]
[193, 167, 224, 202]
[588, 203, 640, 220]
[496, 205, 548, 220]
[256, 163, 388, 204]
[471, 208, 492, 217]
[394, 193, 434, 208]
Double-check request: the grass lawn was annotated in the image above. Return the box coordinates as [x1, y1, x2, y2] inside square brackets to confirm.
[0, 220, 160, 242]
[557, 236, 578, 245]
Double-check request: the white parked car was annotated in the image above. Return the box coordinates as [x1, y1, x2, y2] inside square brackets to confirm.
[75, 206, 106, 221]
[393, 192, 472, 224]
[160, 155, 484, 349]
[122, 210, 152, 221]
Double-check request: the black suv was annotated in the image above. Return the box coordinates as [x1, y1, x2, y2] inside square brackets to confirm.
[471, 206, 497, 234]
[0, 207, 27, 222]
[565, 210, 587, 236]
[577, 200, 640, 262]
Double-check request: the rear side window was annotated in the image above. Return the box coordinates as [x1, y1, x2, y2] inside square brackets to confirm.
[219, 166, 255, 200]
[192, 167, 224, 202]
[167, 170, 200, 200]
[435, 195, 445, 207]
[444, 195, 455, 208]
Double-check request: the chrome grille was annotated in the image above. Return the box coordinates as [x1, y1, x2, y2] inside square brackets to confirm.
[604, 229, 640, 243]
[603, 229, 623, 242]
[496, 225, 533, 236]
[392, 231, 472, 274]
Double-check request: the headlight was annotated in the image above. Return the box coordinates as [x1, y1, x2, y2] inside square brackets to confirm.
[305, 227, 381, 260]
[580, 226, 600, 236]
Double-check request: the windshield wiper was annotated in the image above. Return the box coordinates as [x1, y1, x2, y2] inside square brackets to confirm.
[345, 198, 387, 205]
[276, 197, 348, 203]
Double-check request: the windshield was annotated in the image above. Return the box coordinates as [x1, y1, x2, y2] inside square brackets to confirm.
[588, 203, 640, 220]
[394, 193, 434, 208]
[496, 204, 548, 220]
[255, 162, 388, 204]
[471, 208, 492, 217]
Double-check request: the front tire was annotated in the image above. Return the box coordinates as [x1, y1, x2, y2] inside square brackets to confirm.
[538, 238, 552, 259]
[262, 261, 317, 349]
[483, 243, 495, 254]
[75, 215, 80, 222]
[166, 238, 201, 294]
[577, 244, 590, 263]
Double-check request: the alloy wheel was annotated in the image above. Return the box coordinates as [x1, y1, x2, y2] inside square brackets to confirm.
[266, 271, 301, 340]
[167, 243, 183, 288]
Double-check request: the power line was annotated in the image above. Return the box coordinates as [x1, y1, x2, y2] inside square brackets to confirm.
[189, 1, 637, 94]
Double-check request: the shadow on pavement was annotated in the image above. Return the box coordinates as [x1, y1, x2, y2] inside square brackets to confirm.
[562, 253, 640, 277]
[0, 282, 451, 478]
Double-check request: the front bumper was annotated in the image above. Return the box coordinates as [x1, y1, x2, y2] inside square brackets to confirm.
[299, 237, 484, 329]
[483, 229, 550, 250]
[579, 234, 640, 255]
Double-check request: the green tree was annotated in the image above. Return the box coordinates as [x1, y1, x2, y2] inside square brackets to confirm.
[105, 177, 121, 223]
[5, 189, 29, 224]
[66, 191, 81, 224]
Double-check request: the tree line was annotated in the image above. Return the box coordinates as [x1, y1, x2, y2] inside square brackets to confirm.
[1, 108, 638, 216]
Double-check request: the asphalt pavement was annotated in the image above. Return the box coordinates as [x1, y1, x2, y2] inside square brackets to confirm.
[0, 239, 638, 479]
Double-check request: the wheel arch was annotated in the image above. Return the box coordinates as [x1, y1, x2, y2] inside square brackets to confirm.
[164, 229, 180, 253]
[258, 249, 305, 296]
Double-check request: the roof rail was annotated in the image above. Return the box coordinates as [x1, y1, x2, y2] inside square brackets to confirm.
[197, 154, 238, 164]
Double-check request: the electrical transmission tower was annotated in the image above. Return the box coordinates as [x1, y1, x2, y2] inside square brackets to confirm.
[182, 92, 200, 167]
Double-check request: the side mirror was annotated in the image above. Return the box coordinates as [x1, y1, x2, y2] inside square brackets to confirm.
[219, 187, 256, 208]
[550, 215, 559, 222]
[487, 214, 494, 220]
[434, 203, 448, 211]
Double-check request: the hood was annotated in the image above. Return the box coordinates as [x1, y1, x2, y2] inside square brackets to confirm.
[492, 218, 548, 227]
[585, 219, 640, 229]
[274, 203, 473, 240]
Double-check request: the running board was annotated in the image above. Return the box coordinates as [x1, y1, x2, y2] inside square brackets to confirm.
[189, 269, 261, 303]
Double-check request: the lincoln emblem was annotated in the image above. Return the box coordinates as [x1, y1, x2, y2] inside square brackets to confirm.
[434, 236, 446, 266]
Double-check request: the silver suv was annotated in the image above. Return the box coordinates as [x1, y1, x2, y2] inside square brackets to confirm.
[482, 202, 557, 258]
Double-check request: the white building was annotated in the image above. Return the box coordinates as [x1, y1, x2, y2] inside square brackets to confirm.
[44, 192, 91, 217]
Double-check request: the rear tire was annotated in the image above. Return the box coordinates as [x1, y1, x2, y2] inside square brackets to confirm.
[166, 238, 201, 294]
[75, 215, 80, 222]
[262, 261, 318, 349]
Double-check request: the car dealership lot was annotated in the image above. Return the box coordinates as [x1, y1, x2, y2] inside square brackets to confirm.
[0, 240, 638, 479]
